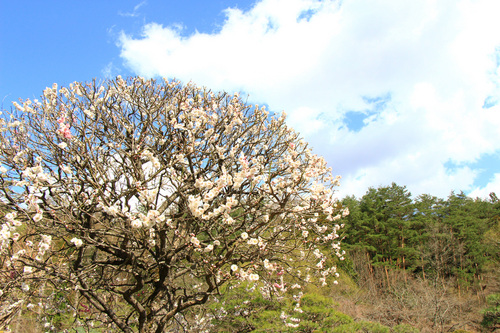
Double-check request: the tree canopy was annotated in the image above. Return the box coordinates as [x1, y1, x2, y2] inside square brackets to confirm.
[0, 77, 346, 332]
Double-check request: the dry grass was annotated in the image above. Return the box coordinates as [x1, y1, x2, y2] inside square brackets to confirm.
[329, 265, 498, 333]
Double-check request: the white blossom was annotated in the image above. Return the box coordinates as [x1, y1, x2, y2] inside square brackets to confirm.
[248, 273, 259, 281]
[70, 238, 83, 248]
[190, 236, 200, 247]
[247, 238, 258, 245]
[33, 212, 43, 222]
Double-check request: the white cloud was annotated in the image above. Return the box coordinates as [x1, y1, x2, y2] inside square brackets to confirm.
[118, 0, 500, 198]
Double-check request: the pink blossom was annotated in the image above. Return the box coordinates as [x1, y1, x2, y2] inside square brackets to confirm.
[58, 124, 72, 139]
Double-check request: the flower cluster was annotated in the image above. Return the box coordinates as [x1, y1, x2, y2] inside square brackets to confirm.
[0, 212, 19, 252]
[36, 234, 52, 261]
[56, 114, 72, 139]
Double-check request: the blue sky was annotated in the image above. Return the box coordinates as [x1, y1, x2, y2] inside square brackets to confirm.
[0, 1, 255, 100]
[2, 0, 500, 199]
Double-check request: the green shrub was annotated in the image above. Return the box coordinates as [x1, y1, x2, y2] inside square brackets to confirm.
[210, 286, 357, 332]
[297, 320, 321, 332]
[323, 311, 354, 327]
[481, 293, 500, 331]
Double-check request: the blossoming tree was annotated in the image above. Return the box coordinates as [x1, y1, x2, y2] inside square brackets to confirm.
[0, 77, 346, 332]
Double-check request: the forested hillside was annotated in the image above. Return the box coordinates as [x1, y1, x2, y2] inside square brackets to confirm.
[335, 183, 500, 332]
[341, 183, 499, 287]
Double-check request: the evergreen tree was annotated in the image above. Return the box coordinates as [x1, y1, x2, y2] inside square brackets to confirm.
[345, 183, 414, 269]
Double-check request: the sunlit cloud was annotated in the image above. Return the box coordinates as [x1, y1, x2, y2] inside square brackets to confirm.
[118, 0, 500, 198]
